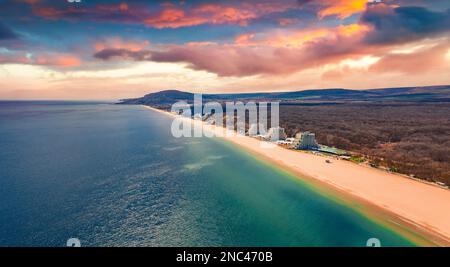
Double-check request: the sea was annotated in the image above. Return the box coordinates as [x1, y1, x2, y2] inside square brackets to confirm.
[0, 101, 418, 246]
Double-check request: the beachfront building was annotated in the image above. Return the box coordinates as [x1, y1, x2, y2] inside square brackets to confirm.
[291, 131, 319, 150]
[193, 113, 203, 120]
[277, 138, 295, 146]
[265, 127, 287, 141]
[248, 123, 258, 136]
[205, 116, 215, 125]
[202, 113, 211, 121]
[317, 145, 349, 156]
[276, 139, 295, 147]
[248, 123, 266, 137]
[285, 138, 296, 143]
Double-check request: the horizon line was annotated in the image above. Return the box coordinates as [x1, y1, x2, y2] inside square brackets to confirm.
[1, 84, 449, 101]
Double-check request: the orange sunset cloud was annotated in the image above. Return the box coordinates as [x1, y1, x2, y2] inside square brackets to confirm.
[319, 0, 369, 19]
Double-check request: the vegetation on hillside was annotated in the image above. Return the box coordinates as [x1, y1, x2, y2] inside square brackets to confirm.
[280, 103, 450, 185]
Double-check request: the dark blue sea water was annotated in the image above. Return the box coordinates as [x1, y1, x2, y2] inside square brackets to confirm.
[0, 102, 417, 246]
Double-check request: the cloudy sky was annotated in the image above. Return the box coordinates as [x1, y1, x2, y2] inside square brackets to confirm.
[0, 0, 449, 100]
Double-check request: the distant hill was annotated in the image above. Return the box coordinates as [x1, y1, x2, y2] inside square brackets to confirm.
[118, 90, 193, 105]
[118, 85, 450, 106]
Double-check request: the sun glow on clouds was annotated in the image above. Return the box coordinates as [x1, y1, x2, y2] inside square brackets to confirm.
[340, 55, 380, 69]
[0, 61, 234, 99]
[69, 61, 187, 79]
[234, 23, 369, 48]
[0, 64, 67, 99]
[0, 64, 60, 80]
[390, 43, 431, 55]
[1, 0, 450, 99]
[319, 0, 369, 19]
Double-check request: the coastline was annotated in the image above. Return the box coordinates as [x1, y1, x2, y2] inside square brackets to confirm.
[142, 105, 450, 246]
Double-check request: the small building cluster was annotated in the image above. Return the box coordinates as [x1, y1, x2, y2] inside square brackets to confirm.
[183, 113, 347, 157]
[247, 124, 287, 141]
[291, 131, 319, 150]
[246, 124, 348, 156]
[248, 123, 265, 137]
[266, 127, 287, 141]
[247, 124, 318, 150]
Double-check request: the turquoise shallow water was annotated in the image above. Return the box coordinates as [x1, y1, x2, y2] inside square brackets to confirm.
[0, 102, 416, 246]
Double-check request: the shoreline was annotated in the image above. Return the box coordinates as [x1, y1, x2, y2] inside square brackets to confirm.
[142, 105, 450, 246]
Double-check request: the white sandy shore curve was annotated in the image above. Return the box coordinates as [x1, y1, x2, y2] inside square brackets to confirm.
[143, 105, 450, 245]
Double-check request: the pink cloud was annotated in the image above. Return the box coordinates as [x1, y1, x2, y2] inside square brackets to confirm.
[153, 36, 449, 78]
[369, 43, 450, 74]
[31, 2, 150, 24]
[0, 53, 81, 67]
[116, 25, 376, 76]
[143, 8, 208, 29]
[318, 0, 369, 19]
[144, 2, 299, 29]
[85, 2, 450, 78]
[94, 37, 150, 52]
[30, 1, 299, 28]
[277, 18, 298, 26]
[321, 42, 450, 81]
[35, 54, 81, 67]
[297, 0, 372, 19]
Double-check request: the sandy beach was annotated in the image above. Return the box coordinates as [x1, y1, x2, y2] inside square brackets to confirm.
[144, 105, 450, 246]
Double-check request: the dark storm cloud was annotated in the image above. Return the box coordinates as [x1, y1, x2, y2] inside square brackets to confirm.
[361, 5, 450, 45]
[93, 48, 151, 61]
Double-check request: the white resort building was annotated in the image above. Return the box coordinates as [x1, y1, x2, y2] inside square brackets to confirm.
[265, 127, 287, 141]
[193, 113, 203, 120]
[248, 123, 266, 137]
[291, 131, 319, 150]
